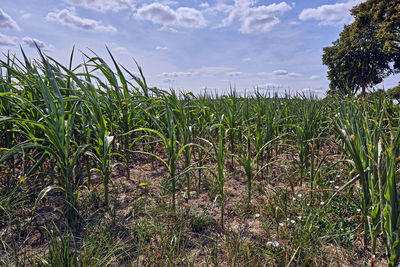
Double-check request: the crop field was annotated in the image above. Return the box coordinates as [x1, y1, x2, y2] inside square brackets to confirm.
[1, 49, 400, 266]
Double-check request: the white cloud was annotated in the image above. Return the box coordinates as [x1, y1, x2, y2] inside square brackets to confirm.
[107, 42, 129, 54]
[199, 2, 209, 8]
[0, 8, 20, 30]
[21, 12, 32, 20]
[272, 69, 289, 76]
[288, 72, 301, 78]
[63, 0, 135, 12]
[257, 71, 268, 76]
[163, 78, 175, 83]
[177, 7, 207, 28]
[192, 66, 235, 76]
[159, 26, 178, 32]
[135, 3, 207, 29]
[226, 71, 243, 77]
[272, 69, 301, 78]
[22, 37, 54, 52]
[299, 0, 363, 25]
[156, 46, 168, 50]
[136, 3, 175, 25]
[257, 83, 284, 90]
[215, 1, 292, 33]
[241, 3, 292, 33]
[161, 71, 193, 77]
[46, 9, 117, 32]
[161, 67, 236, 79]
[161, 1, 179, 6]
[0, 33, 18, 47]
[242, 57, 251, 62]
[310, 75, 321, 80]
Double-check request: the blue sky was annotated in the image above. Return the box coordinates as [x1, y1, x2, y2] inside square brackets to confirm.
[1, 0, 398, 96]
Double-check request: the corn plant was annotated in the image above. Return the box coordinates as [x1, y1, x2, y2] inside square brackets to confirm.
[251, 92, 286, 177]
[51, 56, 113, 208]
[223, 89, 242, 168]
[132, 100, 195, 211]
[333, 98, 375, 248]
[173, 92, 195, 201]
[86, 48, 137, 181]
[291, 96, 325, 185]
[368, 98, 400, 267]
[200, 119, 226, 229]
[333, 95, 400, 265]
[0, 47, 88, 229]
[232, 128, 280, 206]
[0, 53, 17, 183]
[192, 92, 213, 190]
[377, 134, 400, 266]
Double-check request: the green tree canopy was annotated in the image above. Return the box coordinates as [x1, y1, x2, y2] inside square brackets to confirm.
[387, 82, 400, 100]
[322, 0, 400, 95]
[357, 0, 400, 55]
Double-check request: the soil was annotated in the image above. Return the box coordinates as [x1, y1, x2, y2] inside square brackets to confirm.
[0, 140, 388, 266]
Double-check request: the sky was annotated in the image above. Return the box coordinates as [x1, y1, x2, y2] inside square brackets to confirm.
[0, 0, 399, 96]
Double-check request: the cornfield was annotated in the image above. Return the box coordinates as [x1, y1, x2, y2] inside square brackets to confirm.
[1, 48, 400, 266]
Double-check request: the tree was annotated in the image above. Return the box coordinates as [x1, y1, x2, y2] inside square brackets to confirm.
[322, 0, 400, 95]
[387, 82, 400, 100]
[355, 0, 400, 55]
[354, 0, 400, 70]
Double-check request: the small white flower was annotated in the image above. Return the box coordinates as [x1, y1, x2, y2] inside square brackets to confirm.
[290, 220, 296, 224]
[170, 235, 177, 245]
[357, 209, 361, 212]
[306, 203, 310, 207]
[336, 174, 341, 178]
[320, 201, 325, 205]
[334, 186, 339, 189]
[255, 213, 260, 218]
[297, 216, 302, 220]
[266, 241, 279, 247]
[297, 193, 302, 197]
[279, 222, 284, 227]
[329, 180, 334, 184]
